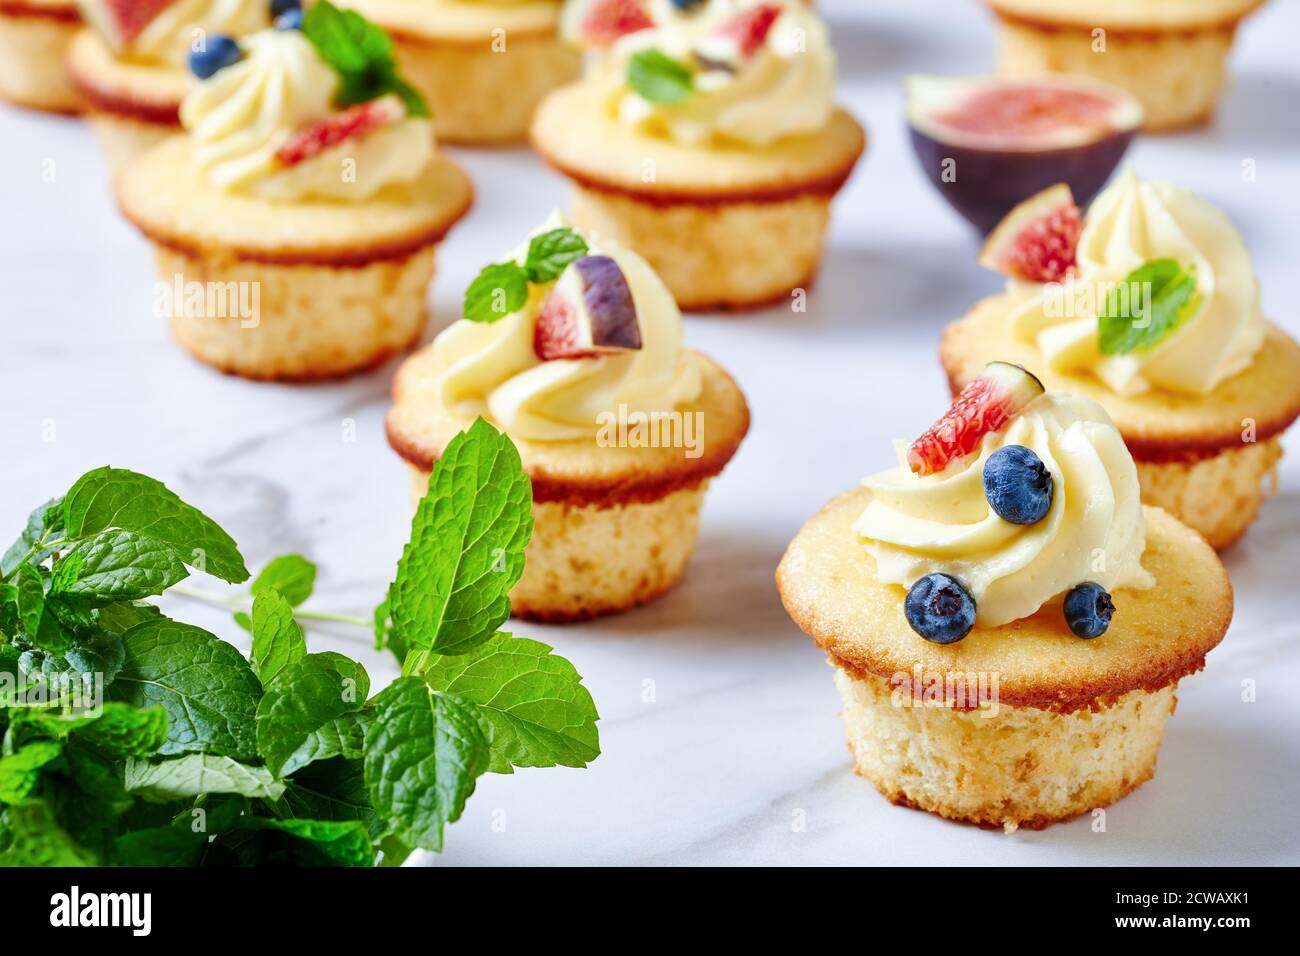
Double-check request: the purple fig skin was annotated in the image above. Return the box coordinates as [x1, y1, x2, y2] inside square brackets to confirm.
[574, 255, 642, 352]
[909, 126, 1135, 235]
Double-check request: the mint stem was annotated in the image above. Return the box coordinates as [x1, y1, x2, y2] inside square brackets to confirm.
[169, 584, 371, 631]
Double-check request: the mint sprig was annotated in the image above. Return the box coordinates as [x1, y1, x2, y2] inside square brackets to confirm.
[462, 227, 589, 322]
[302, 0, 429, 118]
[1098, 259, 1201, 355]
[0, 421, 600, 866]
[627, 48, 695, 104]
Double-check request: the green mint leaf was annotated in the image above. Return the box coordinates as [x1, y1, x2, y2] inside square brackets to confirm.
[463, 262, 529, 323]
[255, 652, 370, 777]
[388, 417, 533, 658]
[422, 632, 600, 774]
[0, 740, 64, 803]
[249, 589, 307, 688]
[62, 467, 249, 584]
[251, 554, 317, 606]
[124, 754, 286, 802]
[0, 801, 96, 866]
[111, 796, 246, 866]
[243, 818, 374, 867]
[109, 620, 262, 760]
[523, 228, 590, 283]
[14, 564, 69, 654]
[1098, 259, 1201, 355]
[303, 0, 429, 117]
[18, 624, 125, 685]
[272, 757, 379, 837]
[2, 497, 65, 577]
[627, 48, 695, 104]
[277, 710, 372, 778]
[76, 703, 169, 757]
[49, 530, 188, 605]
[96, 600, 164, 634]
[363, 677, 488, 852]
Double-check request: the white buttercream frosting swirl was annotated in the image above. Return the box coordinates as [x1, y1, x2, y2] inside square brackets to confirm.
[854, 393, 1152, 627]
[433, 215, 702, 442]
[1008, 171, 1265, 396]
[594, 0, 836, 147]
[179, 29, 433, 200]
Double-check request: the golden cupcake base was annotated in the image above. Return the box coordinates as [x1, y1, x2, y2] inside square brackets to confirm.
[0, 1, 80, 113]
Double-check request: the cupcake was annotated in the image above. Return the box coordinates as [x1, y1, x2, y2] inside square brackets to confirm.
[532, 0, 864, 311]
[68, 0, 273, 175]
[117, 6, 473, 380]
[984, 0, 1267, 132]
[336, 0, 581, 144]
[942, 172, 1300, 548]
[386, 214, 749, 621]
[0, 0, 81, 112]
[777, 363, 1233, 830]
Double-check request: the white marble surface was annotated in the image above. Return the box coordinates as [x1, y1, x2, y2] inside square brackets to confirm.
[3, 0, 1299, 866]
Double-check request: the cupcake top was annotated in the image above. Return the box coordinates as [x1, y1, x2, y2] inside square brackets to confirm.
[855, 363, 1152, 634]
[579, 0, 836, 147]
[433, 214, 702, 442]
[80, 0, 271, 67]
[1005, 171, 1265, 397]
[178, 4, 434, 201]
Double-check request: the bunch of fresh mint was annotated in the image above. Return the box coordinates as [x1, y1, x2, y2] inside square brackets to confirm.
[0, 419, 599, 866]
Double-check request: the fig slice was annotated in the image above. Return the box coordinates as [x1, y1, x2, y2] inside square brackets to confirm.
[694, 3, 782, 66]
[561, 0, 654, 46]
[82, 0, 179, 52]
[906, 361, 1044, 476]
[978, 183, 1081, 283]
[905, 74, 1140, 234]
[534, 255, 643, 362]
[275, 97, 404, 167]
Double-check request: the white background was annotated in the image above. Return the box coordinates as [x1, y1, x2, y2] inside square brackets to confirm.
[2, 0, 1298, 865]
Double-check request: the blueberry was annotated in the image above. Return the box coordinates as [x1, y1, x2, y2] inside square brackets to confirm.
[189, 35, 242, 80]
[983, 444, 1053, 525]
[270, 0, 301, 16]
[1063, 582, 1114, 639]
[669, 0, 705, 10]
[904, 573, 976, 644]
[275, 8, 304, 30]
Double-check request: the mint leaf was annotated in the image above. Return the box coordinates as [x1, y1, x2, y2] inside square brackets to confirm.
[0, 740, 64, 803]
[109, 620, 262, 760]
[302, 0, 429, 117]
[273, 757, 377, 835]
[422, 633, 600, 774]
[249, 589, 307, 688]
[627, 48, 694, 104]
[76, 703, 169, 757]
[278, 710, 371, 778]
[49, 530, 188, 605]
[523, 228, 589, 283]
[251, 554, 316, 606]
[0, 801, 95, 866]
[2, 497, 65, 577]
[62, 468, 248, 583]
[1098, 259, 1200, 355]
[19, 623, 126, 685]
[388, 418, 533, 659]
[241, 818, 373, 867]
[255, 653, 370, 777]
[96, 600, 163, 633]
[124, 755, 285, 801]
[364, 677, 488, 852]
[463, 262, 529, 323]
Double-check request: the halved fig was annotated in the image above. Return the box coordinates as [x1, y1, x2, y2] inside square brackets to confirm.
[906, 74, 1141, 234]
[275, 96, 404, 167]
[534, 255, 642, 362]
[906, 361, 1044, 476]
[82, 0, 178, 51]
[694, 3, 782, 67]
[978, 183, 1081, 283]
[560, 0, 654, 47]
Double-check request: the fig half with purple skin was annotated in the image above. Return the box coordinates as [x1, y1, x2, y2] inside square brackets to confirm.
[906, 74, 1141, 234]
[534, 255, 643, 362]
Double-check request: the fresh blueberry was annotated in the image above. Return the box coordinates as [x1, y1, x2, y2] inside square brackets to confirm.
[275, 8, 304, 30]
[669, 0, 706, 9]
[1063, 582, 1114, 639]
[270, 0, 301, 16]
[904, 573, 976, 644]
[189, 35, 242, 80]
[983, 444, 1053, 525]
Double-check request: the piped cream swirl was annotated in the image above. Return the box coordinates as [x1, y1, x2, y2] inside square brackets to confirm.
[433, 216, 702, 442]
[180, 29, 433, 200]
[854, 393, 1152, 627]
[595, 0, 835, 147]
[1009, 171, 1265, 396]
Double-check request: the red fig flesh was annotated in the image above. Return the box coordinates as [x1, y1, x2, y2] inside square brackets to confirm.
[83, 0, 178, 51]
[534, 255, 642, 362]
[275, 97, 404, 167]
[566, 0, 654, 45]
[978, 183, 1081, 283]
